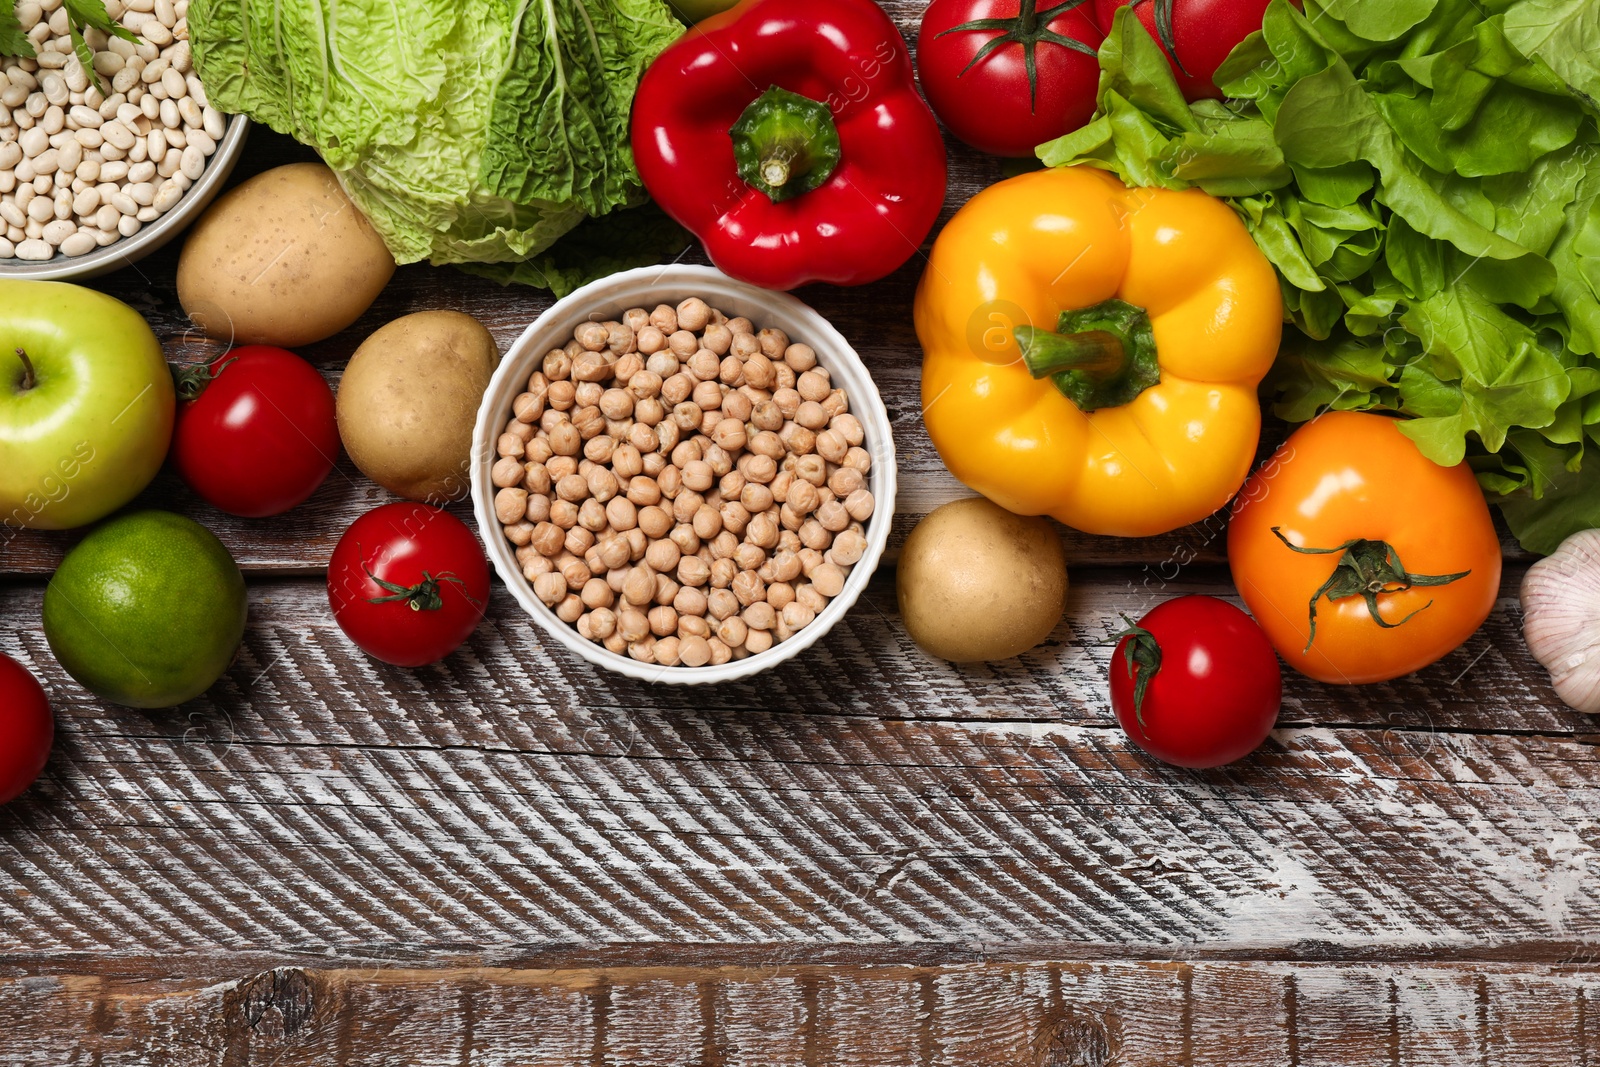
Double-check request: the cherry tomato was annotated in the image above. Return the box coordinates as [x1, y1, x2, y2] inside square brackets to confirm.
[918, 0, 1104, 157]
[1093, 0, 1281, 100]
[172, 346, 339, 518]
[1109, 596, 1281, 768]
[328, 503, 490, 667]
[1228, 412, 1501, 685]
[0, 653, 53, 804]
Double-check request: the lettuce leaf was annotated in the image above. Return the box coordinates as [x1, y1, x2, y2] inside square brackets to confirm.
[189, 0, 680, 281]
[1038, 0, 1600, 554]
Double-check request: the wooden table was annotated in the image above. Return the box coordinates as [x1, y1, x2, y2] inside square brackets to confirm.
[4, 74, 1599, 1065]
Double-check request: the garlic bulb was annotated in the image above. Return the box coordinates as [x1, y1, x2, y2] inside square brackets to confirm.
[1522, 529, 1600, 713]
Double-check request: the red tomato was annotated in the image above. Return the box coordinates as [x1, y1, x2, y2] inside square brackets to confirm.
[0, 653, 53, 804]
[1109, 596, 1281, 768]
[172, 346, 339, 518]
[328, 503, 490, 667]
[918, 0, 1104, 157]
[1092, 0, 1280, 100]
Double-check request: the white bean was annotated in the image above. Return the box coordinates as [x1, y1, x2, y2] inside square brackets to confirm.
[159, 97, 178, 129]
[160, 68, 185, 102]
[51, 186, 70, 217]
[93, 203, 117, 231]
[100, 119, 133, 148]
[152, 177, 181, 212]
[59, 230, 95, 256]
[93, 52, 125, 78]
[176, 95, 200, 127]
[0, 236, 13, 258]
[141, 57, 167, 84]
[14, 237, 52, 260]
[110, 190, 136, 215]
[0, 172, 12, 194]
[0, 142, 23, 168]
[92, 225, 117, 246]
[140, 93, 160, 121]
[16, 3, 42, 30]
[142, 21, 172, 46]
[0, 85, 26, 109]
[68, 104, 101, 128]
[41, 217, 73, 245]
[25, 195, 53, 221]
[116, 213, 139, 236]
[31, 147, 56, 174]
[111, 65, 140, 94]
[98, 159, 127, 181]
[56, 138, 79, 171]
[169, 41, 191, 74]
[74, 127, 102, 148]
[126, 159, 154, 183]
[202, 106, 223, 141]
[19, 126, 46, 157]
[188, 77, 207, 109]
[179, 143, 203, 180]
[107, 36, 135, 59]
[162, 125, 184, 148]
[0, 201, 23, 228]
[134, 204, 157, 221]
[13, 157, 33, 182]
[63, 61, 86, 95]
[71, 187, 98, 216]
[75, 158, 99, 182]
[185, 127, 213, 156]
[39, 104, 62, 134]
[39, 72, 66, 106]
[145, 128, 165, 158]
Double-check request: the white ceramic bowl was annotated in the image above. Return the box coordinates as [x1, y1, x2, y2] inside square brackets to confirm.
[472, 265, 897, 685]
[0, 115, 250, 281]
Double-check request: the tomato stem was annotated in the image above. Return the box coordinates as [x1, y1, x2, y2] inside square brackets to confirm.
[170, 355, 240, 403]
[13, 347, 35, 393]
[363, 562, 482, 613]
[1139, 0, 1191, 78]
[937, 0, 1098, 111]
[1115, 613, 1162, 732]
[1269, 527, 1471, 652]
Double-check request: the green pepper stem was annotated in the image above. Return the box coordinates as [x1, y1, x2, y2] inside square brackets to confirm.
[730, 86, 843, 204]
[14, 347, 34, 393]
[1017, 327, 1129, 380]
[1010, 298, 1161, 414]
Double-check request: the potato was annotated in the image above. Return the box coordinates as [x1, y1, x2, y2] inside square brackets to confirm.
[337, 311, 500, 503]
[896, 497, 1068, 662]
[178, 163, 394, 348]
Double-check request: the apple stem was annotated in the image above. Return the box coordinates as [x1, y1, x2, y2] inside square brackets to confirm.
[14, 347, 34, 393]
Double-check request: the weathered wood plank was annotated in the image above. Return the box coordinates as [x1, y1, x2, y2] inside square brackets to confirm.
[0, 573, 1594, 963]
[2, 962, 1598, 1066]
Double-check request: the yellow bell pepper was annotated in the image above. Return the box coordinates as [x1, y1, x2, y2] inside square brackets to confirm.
[915, 166, 1282, 538]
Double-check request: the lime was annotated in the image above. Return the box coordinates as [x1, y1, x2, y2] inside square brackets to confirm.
[43, 510, 248, 709]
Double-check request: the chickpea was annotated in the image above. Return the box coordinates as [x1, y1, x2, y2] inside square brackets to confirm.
[549, 499, 580, 530]
[687, 348, 720, 381]
[669, 524, 702, 556]
[544, 349, 573, 381]
[755, 328, 788, 359]
[744, 454, 778, 484]
[533, 571, 567, 606]
[710, 557, 739, 590]
[668, 329, 699, 358]
[637, 325, 667, 355]
[781, 601, 815, 631]
[674, 585, 708, 617]
[649, 304, 679, 333]
[532, 521, 566, 557]
[556, 594, 585, 624]
[575, 321, 608, 351]
[628, 636, 658, 662]
[832, 413, 865, 446]
[656, 418, 682, 455]
[589, 607, 619, 640]
[493, 456, 526, 488]
[829, 465, 865, 497]
[623, 565, 656, 607]
[678, 555, 711, 588]
[580, 578, 615, 610]
[828, 528, 867, 566]
[618, 608, 651, 642]
[692, 379, 724, 412]
[606, 497, 638, 532]
[750, 397, 784, 431]
[731, 331, 761, 359]
[844, 446, 872, 474]
[677, 297, 711, 332]
[654, 635, 682, 666]
[648, 605, 679, 637]
[795, 400, 830, 431]
[646, 538, 681, 573]
[655, 574, 681, 607]
[745, 628, 774, 655]
[767, 581, 796, 610]
[679, 635, 713, 667]
[565, 527, 597, 558]
[607, 322, 636, 355]
[548, 421, 581, 457]
[638, 504, 673, 539]
[844, 488, 876, 522]
[722, 391, 754, 423]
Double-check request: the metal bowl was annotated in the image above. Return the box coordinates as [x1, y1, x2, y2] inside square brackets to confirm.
[0, 114, 250, 282]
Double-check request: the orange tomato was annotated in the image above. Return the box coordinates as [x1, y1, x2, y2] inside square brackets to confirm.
[1227, 412, 1502, 685]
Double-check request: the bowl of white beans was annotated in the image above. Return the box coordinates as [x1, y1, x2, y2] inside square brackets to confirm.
[0, 0, 248, 279]
[472, 264, 898, 685]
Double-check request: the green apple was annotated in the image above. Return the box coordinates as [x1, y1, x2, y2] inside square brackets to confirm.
[1, 279, 175, 530]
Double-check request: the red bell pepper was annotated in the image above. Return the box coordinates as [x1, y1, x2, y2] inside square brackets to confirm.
[630, 0, 948, 290]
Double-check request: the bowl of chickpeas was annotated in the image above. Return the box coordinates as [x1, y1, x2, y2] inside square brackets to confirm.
[471, 265, 896, 684]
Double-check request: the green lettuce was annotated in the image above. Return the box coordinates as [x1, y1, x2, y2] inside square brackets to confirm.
[1038, 0, 1600, 554]
[189, 0, 683, 293]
